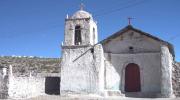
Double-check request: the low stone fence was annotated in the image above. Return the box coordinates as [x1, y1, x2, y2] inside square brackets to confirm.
[8, 76, 45, 99]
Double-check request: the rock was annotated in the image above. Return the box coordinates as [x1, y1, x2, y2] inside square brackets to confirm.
[172, 62, 180, 97]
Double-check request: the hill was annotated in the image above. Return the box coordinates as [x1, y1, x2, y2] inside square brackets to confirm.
[0, 56, 61, 76]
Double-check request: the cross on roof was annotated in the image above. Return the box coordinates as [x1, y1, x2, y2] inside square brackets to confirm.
[128, 17, 134, 25]
[80, 3, 85, 10]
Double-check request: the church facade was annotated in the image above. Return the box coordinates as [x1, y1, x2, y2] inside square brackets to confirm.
[60, 9, 175, 98]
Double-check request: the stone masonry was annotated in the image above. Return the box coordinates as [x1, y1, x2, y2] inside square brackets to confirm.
[172, 62, 180, 97]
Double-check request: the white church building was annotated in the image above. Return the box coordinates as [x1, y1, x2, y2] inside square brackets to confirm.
[60, 8, 175, 98]
[0, 6, 178, 99]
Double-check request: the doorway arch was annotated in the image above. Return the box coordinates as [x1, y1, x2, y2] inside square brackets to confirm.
[125, 63, 141, 92]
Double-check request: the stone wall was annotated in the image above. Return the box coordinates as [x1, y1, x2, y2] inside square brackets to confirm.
[172, 62, 180, 97]
[8, 76, 44, 99]
[0, 67, 8, 99]
[0, 56, 61, 99]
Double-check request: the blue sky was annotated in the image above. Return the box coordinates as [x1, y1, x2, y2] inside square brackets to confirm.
[0, 0, 180, 61]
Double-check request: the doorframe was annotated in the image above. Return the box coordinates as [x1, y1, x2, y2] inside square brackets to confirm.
[45, 76, 61, 95]
[121, 62, 144, 93]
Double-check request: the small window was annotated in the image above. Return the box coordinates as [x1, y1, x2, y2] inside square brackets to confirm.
[91, 48, 94, 53]
[75, 25, 82, 45]
[129, 46, 134, 52]
[129, 32, 134, 37]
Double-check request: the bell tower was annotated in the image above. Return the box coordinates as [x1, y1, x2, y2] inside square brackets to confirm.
[64, 7, 98, 46]
[60, 6, 104, 95]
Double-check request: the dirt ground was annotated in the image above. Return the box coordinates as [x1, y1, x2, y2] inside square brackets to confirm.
[21, 95, 180, 100]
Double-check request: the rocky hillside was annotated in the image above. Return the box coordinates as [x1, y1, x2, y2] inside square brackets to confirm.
[0, 56, 61, 76]
[173, 62, 180, 97]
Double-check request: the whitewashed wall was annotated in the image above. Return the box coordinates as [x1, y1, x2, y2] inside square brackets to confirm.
[104, 53, 161, 94]
[61, 10, 101, 95]
[61, 46, 97, 94]
[64, 18, 97, 46]
[61, 44, 104, 95]
[102, 29, 165, 96]
[103, 30, 161, 54]
[8, 76, 45, 99]
[160, 45, 174, 97]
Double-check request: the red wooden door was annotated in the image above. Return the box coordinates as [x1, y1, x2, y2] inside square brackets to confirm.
[125, 63, 141, 92]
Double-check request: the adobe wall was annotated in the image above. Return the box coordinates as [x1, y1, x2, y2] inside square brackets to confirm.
[8, 76, 44, 99]
[0, 56, 61, 99]
[102, 30, 163, 95]
[61, 46, 96, 94]
[104, 52, 161, 95]
[7, 72, 61, 99]
[61, 44, 104, 95]
[102, 30, 161, 54]
[160, 45, 174, 97]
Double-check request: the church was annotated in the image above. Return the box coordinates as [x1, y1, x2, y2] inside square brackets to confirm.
[0, 6, 180, 99]
[60, 8, 176, 98]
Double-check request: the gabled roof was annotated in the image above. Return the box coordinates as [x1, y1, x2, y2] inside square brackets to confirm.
[100, 25, 175, 57]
